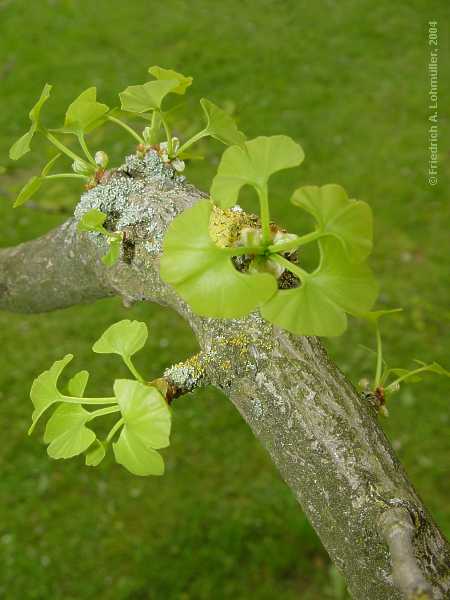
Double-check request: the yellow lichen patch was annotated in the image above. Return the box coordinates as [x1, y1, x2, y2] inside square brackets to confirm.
[208, 204, 259, 248]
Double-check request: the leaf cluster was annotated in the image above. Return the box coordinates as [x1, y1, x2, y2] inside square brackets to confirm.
[28, 320, 171, 477]
[357, 310, 450, 414]
[9, 66, 245, 206]
[161, 135, 378, 337]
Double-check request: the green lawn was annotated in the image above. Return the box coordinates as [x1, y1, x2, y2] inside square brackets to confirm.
[0, 1, 449, 598]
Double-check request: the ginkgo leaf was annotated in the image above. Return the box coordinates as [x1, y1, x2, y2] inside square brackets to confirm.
[92, 320, 148, 360]
[210, 135, 305, 208]
[119, 80, 179, 113]
[412, 360, 449, 377]
[291, 184, 373, 262]
[13, 177, 42, 208]
[85, 440, 106, 466]
[13, 154, 61, 208]
[102, 237, 122, 266]
[160, 200, 277, 318]
[199, 98, 246, 147]
[29, 354, 73, 433]
[113, 429, 165, 476]
[385, 361, 450, 390]
[112, 379, 171, 477]
[261, 239, 378, 336]
[9, 130, 35, 161]
[67, 370, 89, 396]
[77, 208, 107, 233]
[9, 83, 52, 160]
[355, 308, 403, 323]
[60, 87, 110, 134]
[148, 66, 193, 95]
[44, 404, 95, 459]
[29, 83, 52, 123]
[114, 379, 171, 449]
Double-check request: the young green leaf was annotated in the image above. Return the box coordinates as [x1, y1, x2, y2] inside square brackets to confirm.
[9, 131, 36, 161]
[210, 135, 305, 208]
[119, 80, 179, 114]
[9, 83, 52, 160]
[160, 200, 278, 318]
[102, 237, 122, 267]
[291, 184, 373, 262]
[92, 320, 148, 360]
[67, 370, 89, 397]
[261, 240, 378, 336]
[198, 98, 246, 147]
[77, 208, 107, 234]
[413, 360, 450, 377]
[355, 308, 403, 323]
[112, 379, 171, 476]
[113, 428, 165, 476]
[44, 404, 96, 459]
[77, 209, 122, 266]
[29, 354, 73, 433]
[13, 154, 61, 208]
[13, 177, 42, 208]
[62, 87, 109, 134]
[385, 361, 449, 391]
[148, 66, 193, 95]
[85, 440, 106, 466]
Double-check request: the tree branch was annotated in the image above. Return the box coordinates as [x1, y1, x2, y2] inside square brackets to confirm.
[1, 152, 449, 600]
[0, 220, 113, 313]
[379, 507, 433, 599]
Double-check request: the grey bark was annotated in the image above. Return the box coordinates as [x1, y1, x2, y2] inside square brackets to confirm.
[0, 155, 449, 600]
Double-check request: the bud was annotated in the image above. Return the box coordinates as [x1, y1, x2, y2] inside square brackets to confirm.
[358, 378, 370, 390]
[172, 158, 185, 173]
[272, 231, 298, 246]
[142, 127, 152, 145]
[248, 256, 284, 279]
[94, 151, 109, 169]
[239, 227, 263, 247]
[171, 137, 180, 154]
[72, 159, 92, 176]
[379, 405, 389, 417]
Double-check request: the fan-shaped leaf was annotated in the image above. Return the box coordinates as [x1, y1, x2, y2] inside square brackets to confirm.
[67, 370, 89, 396]
[199, 98, 246, 147]
[29, 354, 73, 433]
[64, 87, 109, 134]
[77, 208, 107, 233]
[113, 429, 165, 476]
[210, 135, 304, 208]
[119, 80, 179, 113]
[92, 320, 148, 360]
[44, 404, 95, 459]
[114, 379, 171, 449]
[102, 237, 122, 266]
[9, 84, 52, 160]
[291, 184, 373, 262]
[85, 440, 106, 466]
[13, 154, 61, 208]
[160, 200, 277, 317]
[261, 240, 378, 336]
[112, 379, 171, 477]
[148, 66, 192, 95]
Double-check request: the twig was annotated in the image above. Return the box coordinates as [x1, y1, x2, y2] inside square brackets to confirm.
[379, 507, 433, 599]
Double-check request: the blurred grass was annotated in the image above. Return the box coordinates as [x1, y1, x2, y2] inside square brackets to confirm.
[0, 0, 449, 598]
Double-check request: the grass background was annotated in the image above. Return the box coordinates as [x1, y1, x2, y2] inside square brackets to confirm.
[0, 1, 449, 598]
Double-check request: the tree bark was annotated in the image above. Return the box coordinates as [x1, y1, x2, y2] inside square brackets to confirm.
[1, 155, 449, 600]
